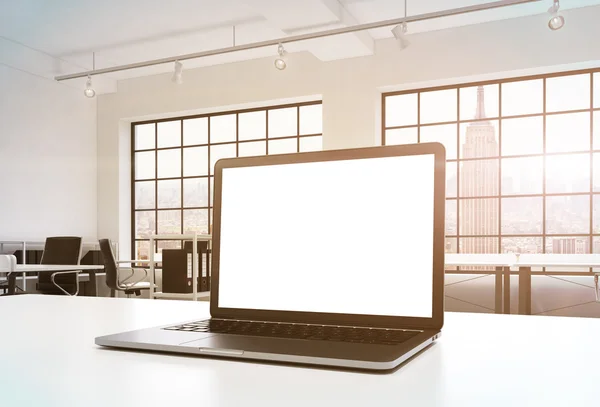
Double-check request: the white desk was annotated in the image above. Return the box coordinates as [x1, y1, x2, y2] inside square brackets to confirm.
[513, 254, 600, 314]
[0, 295, 599, 406]
[445, 254, 515, 314]
[0, 264, 104, 296]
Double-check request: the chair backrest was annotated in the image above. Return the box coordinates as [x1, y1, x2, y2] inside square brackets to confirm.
[0, 254, 17, 271]
[40, 237, 82, 265]
[98, 239, 119, 290]
[37, 237, 82, 287]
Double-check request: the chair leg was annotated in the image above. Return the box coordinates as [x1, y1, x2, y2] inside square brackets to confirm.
[110, 289, 116, 298]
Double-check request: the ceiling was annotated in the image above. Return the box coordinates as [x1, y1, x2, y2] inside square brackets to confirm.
[1, 0, 597, 94]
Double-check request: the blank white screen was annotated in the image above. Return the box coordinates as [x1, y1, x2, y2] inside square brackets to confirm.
[217, 154, 435, 318]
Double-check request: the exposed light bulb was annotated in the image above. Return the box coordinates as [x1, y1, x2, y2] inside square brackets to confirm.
[274, 43, 287, 70]
[83, 75, 95, 98]
[172, 60, 183, 84]
[391, 22, 410, 49]
[548, 0, 565, 30]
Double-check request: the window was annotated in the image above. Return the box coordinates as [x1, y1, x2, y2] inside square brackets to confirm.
[383, 70, 599, 262]
[132, 102, 323, 259]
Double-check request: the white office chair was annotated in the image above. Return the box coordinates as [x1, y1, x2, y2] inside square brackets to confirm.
[0, 255, 17, 294]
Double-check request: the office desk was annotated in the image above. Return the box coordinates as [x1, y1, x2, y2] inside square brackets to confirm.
[513, 254, 600, 315]
[445, 254, 515, 314]
[0, 295, 598, 406]
[0, 264, 104, 296]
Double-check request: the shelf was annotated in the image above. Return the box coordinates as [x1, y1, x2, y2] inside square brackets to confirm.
[152, 291, 210, 300]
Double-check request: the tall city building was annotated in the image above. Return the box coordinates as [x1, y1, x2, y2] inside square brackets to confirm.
[460, 86, 499, 254]
[553, 238, 590, 254]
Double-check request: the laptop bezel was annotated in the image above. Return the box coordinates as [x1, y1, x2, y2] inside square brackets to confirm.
[209, 143, 446, 331]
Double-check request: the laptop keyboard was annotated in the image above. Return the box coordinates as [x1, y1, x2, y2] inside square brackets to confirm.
[163, 319, 421, 346]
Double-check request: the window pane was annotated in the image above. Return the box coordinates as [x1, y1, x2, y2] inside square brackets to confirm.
[134, 151, 155, 180]
[502, 237, 543, 254]
[595, 237, 600, 254]
[459, 198, 499, 235]
[546, 154, 590, 193]
[594, 195, 600, 233]
[460, 84, 499, 120]
[501, 156, 543, 195]
[594, 153, 600, 192]
[446, 162, 457, 198]
[135, 211, 155, 238]
[446, 200, 457, 235]
[183, 146, 208, 177]
[420, 89, 457, 124]
[157, 179, 181, 209]
[546, 112, 590, 153]
[239, 111, 266, 141]
[183, 209, 209, 234]
[459, 159, 499, 197]
[299, 136, 322, 152]
[134, 181, 155, 210]
[135, 124, 155, 150]
[269, 107, 297, 138]
[501, 197, 543, 234]
[501, 116, 543, 156]
[183, 117, 208, 146]
[135, 240, 150, 260]
[595, 73, 600, 109]
[157, 210, 181, 234]
[546, 195, 590, 234]
[157, 120, 181, 148]
[593, 111, 600, 150]
[157, 149, 181, 178]
[209, 177, 214, 206]
[183, 178, 208, 208]
[420, 124, 457, 159]
[385, 94, 418, 127]
[239, 141, 266, 157]
[269, 138, 297, 155]
[501, 79, 543, 116]
[546, 74, 590, 112]
[459, 237, 499, 254]
[210, 144, 236, 175]
[445, 237, 458, 253]
[547, 237, 590, 254]
[210, 114, 236, 143]
[460, 120, 499, 159]
[157, 240, 181, 253]
[385, 128, 417, 146]
[299, 104, 322, 135]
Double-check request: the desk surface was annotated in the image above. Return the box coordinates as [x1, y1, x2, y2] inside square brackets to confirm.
[0, 264, 104, 273]
[0, 295, 599, 406]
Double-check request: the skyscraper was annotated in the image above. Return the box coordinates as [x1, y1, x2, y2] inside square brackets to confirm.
[460, 86, 499, 254]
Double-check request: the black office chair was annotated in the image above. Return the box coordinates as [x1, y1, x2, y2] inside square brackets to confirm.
[36, 237, 83, 296]
[99, 239, 152, 297]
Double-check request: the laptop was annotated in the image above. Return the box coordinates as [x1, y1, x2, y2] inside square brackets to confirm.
[95, 142, 446, 372]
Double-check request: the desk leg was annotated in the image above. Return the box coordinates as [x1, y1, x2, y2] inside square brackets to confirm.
[495, 266, 502, 314]
[503, 267, 511, 314]
[518, 266, 532, 315]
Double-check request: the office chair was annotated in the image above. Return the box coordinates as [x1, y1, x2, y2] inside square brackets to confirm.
[36, 236, 83, 296]
[0, 255, 16, 295]
[99, 239, 152, 297]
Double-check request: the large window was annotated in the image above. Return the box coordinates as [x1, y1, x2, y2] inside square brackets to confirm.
[132, 101, 323, 259]
[383, 70, 600, 262]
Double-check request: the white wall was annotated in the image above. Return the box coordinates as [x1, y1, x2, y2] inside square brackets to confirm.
[0, 66, 97, 242]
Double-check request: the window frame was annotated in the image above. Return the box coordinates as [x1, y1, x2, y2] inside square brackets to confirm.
[382, 68, 600, 274]
[131, 101, 323, 259]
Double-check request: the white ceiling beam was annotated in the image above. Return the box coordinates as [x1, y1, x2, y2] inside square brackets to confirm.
[0, 37, 117, 94]
[242, 0, 374, 61]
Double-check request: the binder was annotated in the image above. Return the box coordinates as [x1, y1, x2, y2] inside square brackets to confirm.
[183, 241, 210, 292]
[162, 249, 192, 293]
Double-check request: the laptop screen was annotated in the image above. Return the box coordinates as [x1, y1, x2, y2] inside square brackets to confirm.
[217, 153, 435, 318]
